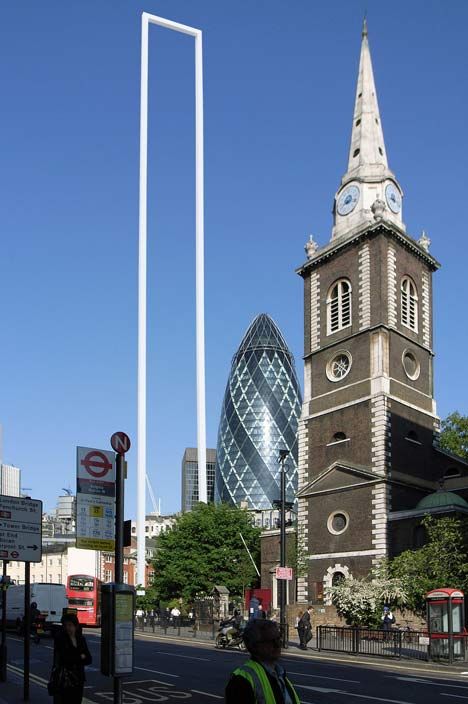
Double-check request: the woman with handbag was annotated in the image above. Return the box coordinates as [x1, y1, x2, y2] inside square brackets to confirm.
[49, 614, 92, 704]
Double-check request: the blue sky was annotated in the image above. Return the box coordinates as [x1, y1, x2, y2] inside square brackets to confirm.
[1, 1, 467, 515]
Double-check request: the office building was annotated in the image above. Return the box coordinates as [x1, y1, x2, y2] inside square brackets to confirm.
[0, 464, 21, 497]
[181, 447, 217, 512]
[215, 313, 302, 511]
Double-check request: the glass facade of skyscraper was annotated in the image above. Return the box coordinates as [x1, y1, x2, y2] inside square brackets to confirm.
[215, 314, 302, 510]
[181, 448, 217, 512]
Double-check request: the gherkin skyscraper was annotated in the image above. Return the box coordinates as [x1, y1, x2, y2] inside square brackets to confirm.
[215, 314, 302, 510]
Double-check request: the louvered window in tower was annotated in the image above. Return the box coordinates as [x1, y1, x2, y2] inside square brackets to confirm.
[401, 277, 418, 332]
[327, 280, 352, 334]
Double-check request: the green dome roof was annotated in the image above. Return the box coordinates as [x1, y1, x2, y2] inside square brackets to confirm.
[417, 491, 468, 511]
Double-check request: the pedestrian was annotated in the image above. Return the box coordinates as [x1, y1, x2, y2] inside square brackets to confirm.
[249, 595, 260, 620]
[298, 606, 313, 650]
[171, 606, 181, 627]
[381, 606, 395, 634]
[48, 613, 92, 704]
[295, 610, 304, 647]
[225, 619, 300, 703]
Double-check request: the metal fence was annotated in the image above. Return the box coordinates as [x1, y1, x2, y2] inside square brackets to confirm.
[317, 625, 468, 662]
[134, 615, 216, 641]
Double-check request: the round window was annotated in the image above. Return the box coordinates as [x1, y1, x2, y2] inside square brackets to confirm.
[327, 511, 349, 535]
[402, 350, 420, 380]
[326, 351, 352, 382]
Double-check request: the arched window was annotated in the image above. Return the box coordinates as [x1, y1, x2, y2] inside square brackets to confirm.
[327, 279, 352, 334]
[405, 430, 419, 443]
[333, 432, 347, 442]
[332, 571, 346, 586]
[401, 277, 418, 331]
[326, 432, 349, 447]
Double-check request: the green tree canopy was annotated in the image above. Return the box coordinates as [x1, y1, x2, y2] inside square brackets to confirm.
[151, 502, 261, 603]
[440, 411, 468, 459]
[390, 515, 468, 614]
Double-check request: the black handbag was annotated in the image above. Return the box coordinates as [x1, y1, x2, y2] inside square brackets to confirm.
[47, 666, 80, 696]
[47, 667, 60, 696]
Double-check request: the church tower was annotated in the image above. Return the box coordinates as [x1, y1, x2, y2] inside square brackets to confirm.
[296, 21, 444, 603]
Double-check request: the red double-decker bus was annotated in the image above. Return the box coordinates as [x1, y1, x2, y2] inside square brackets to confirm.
[66, 575, 101, 627]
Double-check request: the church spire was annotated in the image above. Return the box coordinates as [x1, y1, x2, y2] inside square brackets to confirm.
[345, 17, 389, 182]
[332, 20, 404, 240]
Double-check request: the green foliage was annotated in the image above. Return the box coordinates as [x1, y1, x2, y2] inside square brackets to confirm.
[440, 411, 468, 459]
[286, 526, 308, 580]
[135, 585, 158, 611]
[151, 502, 261, 603]
[390, 515, 468, 614]
[328, 561, 407, 627]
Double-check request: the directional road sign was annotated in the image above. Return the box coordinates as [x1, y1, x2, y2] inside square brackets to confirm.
[0, 495, 42, 562]
[76, 447, 116, 552]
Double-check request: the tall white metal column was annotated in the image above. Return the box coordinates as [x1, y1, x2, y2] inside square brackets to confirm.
[137, 12, 207, 587]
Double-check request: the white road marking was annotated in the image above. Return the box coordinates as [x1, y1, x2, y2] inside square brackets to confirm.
[191, 690, 222, 699]
[134, 666, 179, 678]
[392, 676, 468, 690]
[7, 664, 95, 704]
[155, 650, 210, 662]
[126, 679, 174, 685]
[441, 696, 468, 700]
[289, 671, 359, 683]
[296, 684, 416, 704]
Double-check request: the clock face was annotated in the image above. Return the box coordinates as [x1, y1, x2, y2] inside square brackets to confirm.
[337, 185, 360, 216]
[385, 183, 402, 214]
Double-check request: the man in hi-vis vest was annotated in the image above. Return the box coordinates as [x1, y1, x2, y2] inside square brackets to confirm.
[225, 619, 300, 704]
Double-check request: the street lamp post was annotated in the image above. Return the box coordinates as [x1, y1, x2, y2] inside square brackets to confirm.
[278, 449, 289, 648]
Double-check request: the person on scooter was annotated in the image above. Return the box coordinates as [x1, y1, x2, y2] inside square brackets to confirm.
[223, 609, 242, 643]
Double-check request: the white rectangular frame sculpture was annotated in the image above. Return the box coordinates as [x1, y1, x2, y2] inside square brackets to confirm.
[138, 12, 207, 586]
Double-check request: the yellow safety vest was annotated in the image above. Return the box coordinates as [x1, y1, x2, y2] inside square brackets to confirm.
[233, 659, 301, 704]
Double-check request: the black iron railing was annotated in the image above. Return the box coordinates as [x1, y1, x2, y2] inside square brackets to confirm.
[317, 625, 468, 662]
[134, 614, 216, 640]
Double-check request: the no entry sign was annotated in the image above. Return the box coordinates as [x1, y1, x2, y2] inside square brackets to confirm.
[76, 446, 116, 552]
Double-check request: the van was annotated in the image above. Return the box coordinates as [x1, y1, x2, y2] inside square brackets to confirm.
[1, 583, 68, 631]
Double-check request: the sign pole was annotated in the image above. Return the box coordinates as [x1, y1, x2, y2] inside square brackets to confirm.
[279, 450, 289, 649]
[24, 562, 30, 701]
[113, 451, 125, 704]
[110, 431, 131, 704]
[0, 560, 8, 682]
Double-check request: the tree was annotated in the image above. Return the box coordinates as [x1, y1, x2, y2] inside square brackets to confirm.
[439, 411, 468, 460]
[151, 502, 261, 603]
[390, 515, 468, 614]
[135, 585, 159, 611]
[327, 562, 407, 627]
[286, 525, 308, 600]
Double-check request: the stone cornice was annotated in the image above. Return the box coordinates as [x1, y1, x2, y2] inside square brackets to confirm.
[302, 323, 435, 360]
[296, 222, 440, 277]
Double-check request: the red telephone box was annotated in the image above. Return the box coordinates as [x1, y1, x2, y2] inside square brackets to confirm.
[426, 588, 466, 662]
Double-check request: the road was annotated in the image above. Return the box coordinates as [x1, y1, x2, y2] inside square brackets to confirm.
[4, 630, 468, 703]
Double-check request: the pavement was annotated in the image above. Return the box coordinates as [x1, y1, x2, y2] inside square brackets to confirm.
[1, 629, 468, 703]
